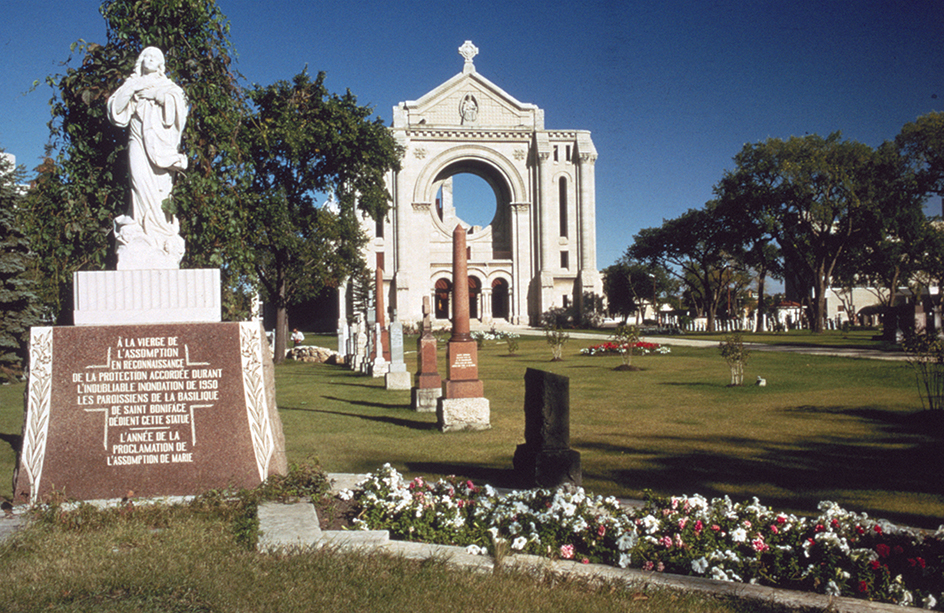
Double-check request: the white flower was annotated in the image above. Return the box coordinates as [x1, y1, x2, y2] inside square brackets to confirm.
[511, 536, 528, 550]
[618, 553, 632, 568]
[826, 581, 841, 596]
[731, 528, 747, 543]
[922, 594, 937, 609]
[337, 489, 354, 501]
[466, 544, 486, 556]
[617, 532, 637, 551]
[691, 557, 709, 574]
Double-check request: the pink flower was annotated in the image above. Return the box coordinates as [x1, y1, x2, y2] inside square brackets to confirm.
[770, 525, 779, 535]
[656, 562, 665, 572]
[581, 558, 589, 564]
[693, 520, 704, 534]
[597, 524, 606, 537]
[742, 520, 751, 528]
[678, 517, 688, 530]
[752, 538, 769, 552]
[711, 524, 721, 532]
[642, 561, 654, 571]
[560, 544, 575, 559]
[660, 536, 673, 549]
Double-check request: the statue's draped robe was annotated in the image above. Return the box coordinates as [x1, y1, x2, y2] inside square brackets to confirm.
[107, 75, 188, 244]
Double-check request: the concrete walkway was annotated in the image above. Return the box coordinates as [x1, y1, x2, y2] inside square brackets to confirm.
[484, 324, 909, 361]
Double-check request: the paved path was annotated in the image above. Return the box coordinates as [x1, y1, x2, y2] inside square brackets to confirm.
[483, 324, 909, 361]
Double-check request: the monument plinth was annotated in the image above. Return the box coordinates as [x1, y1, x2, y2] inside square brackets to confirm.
[436, 225, 489, 431]
[12, 47, 288, 503]
[14, 322, 287, 503]
[411, 297, 442, 412]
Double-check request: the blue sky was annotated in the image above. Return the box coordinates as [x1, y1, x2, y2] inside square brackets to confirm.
[2, 0, 943, 269]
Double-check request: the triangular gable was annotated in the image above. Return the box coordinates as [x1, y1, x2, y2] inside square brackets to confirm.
[396, 70, 543, 130]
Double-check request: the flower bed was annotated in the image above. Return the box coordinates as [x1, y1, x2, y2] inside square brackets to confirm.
[580, 341, 670, 356]
[346, 465, 944, 609]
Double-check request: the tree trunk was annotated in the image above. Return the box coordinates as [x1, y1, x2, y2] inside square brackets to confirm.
[755, 270, 767, 333]
[811, 279, 826, 333]
[274, 276, 288, 363]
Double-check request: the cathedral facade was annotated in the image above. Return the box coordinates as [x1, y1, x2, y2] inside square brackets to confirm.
[361, 42, 602, 326]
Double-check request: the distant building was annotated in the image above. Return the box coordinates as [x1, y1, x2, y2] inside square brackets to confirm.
[355, 41, 602, 326]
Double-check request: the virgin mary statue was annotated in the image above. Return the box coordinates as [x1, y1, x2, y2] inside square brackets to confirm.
[107, 46, 188, 269]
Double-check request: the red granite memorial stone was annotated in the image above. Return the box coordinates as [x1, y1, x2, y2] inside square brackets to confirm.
[436, 225, 489, 431]
[411, 297, 442, 412]
[13, 321, 287, 503]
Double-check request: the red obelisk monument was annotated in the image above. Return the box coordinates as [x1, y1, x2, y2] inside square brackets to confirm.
[437, 225, 490, 431]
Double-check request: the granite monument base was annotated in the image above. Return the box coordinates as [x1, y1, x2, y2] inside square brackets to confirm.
[513, 445, 582, 488]
[411, 386, 442, 413]
[13, 321, 287, 504]
[385, 370, 412, 390]
[436, 397, 490, 432]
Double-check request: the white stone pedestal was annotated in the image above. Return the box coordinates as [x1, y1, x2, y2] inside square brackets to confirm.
[436, 397, 490, 432]
[385, 370, 412, 390]
[73, 269, 221, 326]
[411, 387, 442, 413]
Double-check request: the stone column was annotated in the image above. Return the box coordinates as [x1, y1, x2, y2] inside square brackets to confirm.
[370, 268, 389, 376]
[337, 279, 348, 363]
[437, 225, 489, 432]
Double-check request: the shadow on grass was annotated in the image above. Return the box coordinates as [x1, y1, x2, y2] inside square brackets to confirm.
[321, 395, 407, 410]
[279, 405, 438, 431]
[0, 433, 20, 454]
[579, 409, 944, 528]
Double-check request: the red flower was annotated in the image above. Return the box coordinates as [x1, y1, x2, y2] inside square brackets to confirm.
[814, 524, 826, 533]
[870, 560, 881, 570]
[830, 518, 839, 528]
[873, 525, 883, 535]
[858, 581, 869, 593]
[875, 544, 890, 558]
[776, 516, 787, 525]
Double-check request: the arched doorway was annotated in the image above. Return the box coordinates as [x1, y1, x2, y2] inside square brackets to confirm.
[469, 276, 481, 319]
[435, 279, 451, 319]
[492, 278, 509, 320]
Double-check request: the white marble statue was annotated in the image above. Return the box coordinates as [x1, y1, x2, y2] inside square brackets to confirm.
[107, 46, 188, 269]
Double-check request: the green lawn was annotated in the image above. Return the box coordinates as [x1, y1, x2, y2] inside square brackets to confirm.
[281, 333, 942, 529]
[2, 331, 940, 530]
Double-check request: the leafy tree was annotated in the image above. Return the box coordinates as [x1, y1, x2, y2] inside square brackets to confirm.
[628, 207, 744, 332]
[602, 257, 675, 324]
[718, 133, 888, 333]
[896, 111, 944, 197]
[244, 71, 402, 362]
[830, 141, 931, 309]
[21, 0, 250, 321]
[0, 151, 42, 379]
[713, 158, 784, 332]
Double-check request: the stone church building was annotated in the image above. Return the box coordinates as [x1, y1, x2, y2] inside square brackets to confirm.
[357, 41, 602, 327]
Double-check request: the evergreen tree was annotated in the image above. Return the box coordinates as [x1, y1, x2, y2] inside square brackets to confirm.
[0, 151, 42, 380]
